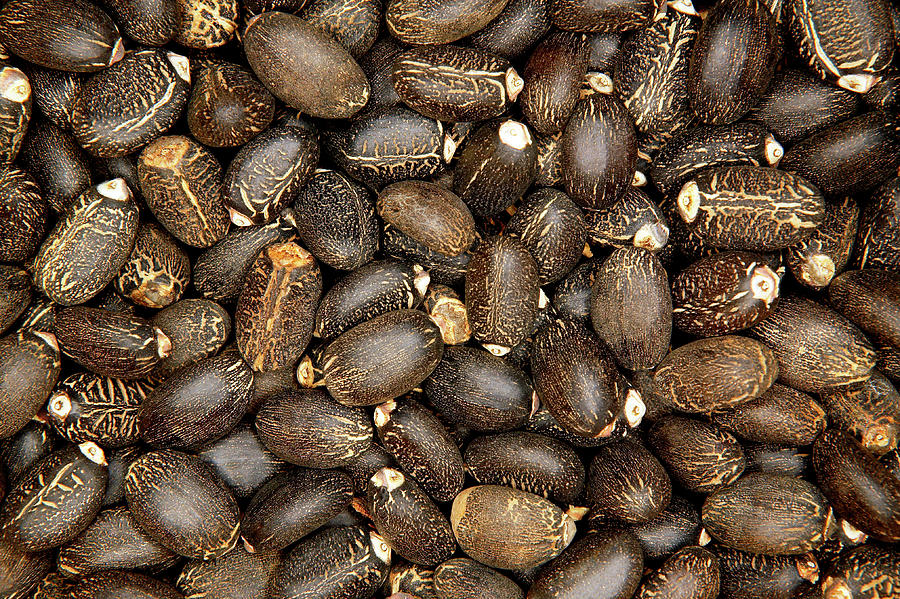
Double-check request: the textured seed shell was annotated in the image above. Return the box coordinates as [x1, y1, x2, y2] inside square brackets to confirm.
[32, 180, 139, 306]
[301, 0, 381, 58]
[368, 467, 456, 565]
[57, 506, 175, 576]
[787, 196, 858, 289]
[324, 106, 448, 191]
[520, 32, 590, 135]
[550, 0, 657, 33]
[322, 309, 443, 406]
[244, 11, 369, 119]
[102, 0, 177, 46]
[672, 251, 780, 336]
[677, 166, 825, 252]
[854, 176, 900, 270]
[0, 267, 31, 335]
[433, 557, 523, 599]
[343, 443, 396, 496]
[125, 448, 239, 559]
[138, 134, 229, 248]
[450, 485, 576, 570]
[712, 383, 827, 446]
[465, 235, 540, 352]
[48, 372, 150, 448]
[0, 165, 46, 263]
[829, 269, 900, 348]
[0, 0, 123, 72]
[255, 388, 373, 468]
[587, 439, 672, 523]
[469, 0, 550, 59]
[70, 571, 181, 599]
[0, 331, 60, 440]
[385, 0, 510, 44]
[55, 308, 163, 382]
[70, 49, 190, 157]
[702, 472, 834, 555]
[316, 260, 427, 341]
[195, 420, 287, 501]
[749, 295, 876, 392]
[224, 121, 319, 227]
[151, 298, 231, 376]
[177, 544, 280, 599]
[823, 544, 900, 599]
[375, 399, 465, 503]
[242, 468, 353, 552]
[560, 93, 637, 209]
[138, 351, 253, 449]
[188, 60, 276, 148]
[384, 224, 472, 286]
[629, 495, 702, 561]
[813, 428, 900, 542]
[0, 537, 52, 596]
[649, 416, 746, 494]
[591, 247, 672, 370]
[115, 222, 190, 309]
[1, 420, 54, 485]
[636, 546, 720, 599]
[687, 0, 779, 124]
[820, 371, 899, 454]
[422, 345, 533, 432]
[0, 443, 107, 551]
[652, 336, 777, 412]
[378, 180, 475, 257]
[715, 547, 819, 599]
[392, 44, 521, 122]
[527, 528, 644, 599]
[236, 242, 322, 372]
[744, 443, 811, 478]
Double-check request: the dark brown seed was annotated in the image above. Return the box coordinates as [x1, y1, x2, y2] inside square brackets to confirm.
[743, 443, 811, 478]
[0, 537, 53, 597]
[316, 260, 429, 341]
[747, 68, 861, 145]
[1, 420, 54, 484]
[393, 44, 522, 122]
[822, 544, 900, 599]
[54, 306, 170, 379]
[853, 176, 900, 270]
[687, 0, 778, 124]
[173, 0, 237, 48]
[465, 235, 540, 354]
[268, 525, 391, 599]
[300, 0, 381, 58]
[101, 0, 177, 46]
[244, 11, 369, 119]
[587, 439, 672, 524]
[359, 38, 405, 111]
[70, 570, 181, 599]
[0, 442, 107, 551]
[47, 372, 150, 448]
[138, 351, 253, 449]
[636, 546, 720, 599]
[532, 318, 641, 437]
[813, 428, 900, 542]
[712, 383, 827, 446]
[32, 179, 139, 306]
[787, 196, 858, 289]
[527, 529, 644, 599]
[177, 544, 280, 599]
[236, 242, 322, 372]
[115, 222, 190, 309]
[125, 448, 240, 559]
[57, 506, 175, 576]
[324, 106, 450, 191]
[385, 0, 510, 45]
[560, 93, 637, 209]
[375, 398, 465, 503]
[453, 119, 538, 217]
[433, 557, 523, 599]
[520, 32, 590, 135]
[651, 336, 778, 413]
[779, 111, 900, 198]
[224, 118, 319, 227]
[26, 66, 81, 130]
[829, 269, 900, 348]
[0, 66, 30, 165]
[550, 0, 657, 33]
[450, 485, 576, 570]
[551, 260, 601, 325]
[749, 295, 877, 393]
[255, 388, 373, 468]
[242, 468, 353, 552]
[378, 180, 475, 257]
[464, 431, 583, 505]
[649, 416, 746, 494]
[591, 247, 672, 370]
[677, 166, 825, 252]
[368, 467, 456, 565]
[0, 267, 30, 336]
[507, 187, 587, 285]
[715, 547, 820, 599]
[187, 60, 276, 148]
[629, 495, 702, 561]
[343, 443, 396, 496]
[0, 165, 46, 264]
[195, 420, 287, 501]
[470, 0, 551, 60]
[151, 299, 231, 376]
[0, 0, 124, 72]
[423, 285, 470, 346]
[70, 49, 190, 157]
[384, 224, 472, 286]
[820, 371, 900, 455]
[423, 346, 534, 432]
[138, 134, 230, 248]
[672, 251, 780, 336]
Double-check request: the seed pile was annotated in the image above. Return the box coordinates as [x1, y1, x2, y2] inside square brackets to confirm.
[0, 0, 899, 597]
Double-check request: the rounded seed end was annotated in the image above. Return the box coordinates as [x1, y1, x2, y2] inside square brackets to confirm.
[228, 206, 255, 227]
[506, 68, 524, 101]
[371, 467, 405, 491]
[370, 532, 392, 564]
[799, 254, 835, 288]
[765, 135, 784, 166]
[97, 178, 132, 202]
[79, 442, 107, 466]
[677, 181, 700, 224]
[837, 73, 879, 94]
[166, 52, 191, 83]
[48, 392, 72, 421]
[374, 400, 397, 428]
[0, 67, 30, 103]
[750, 265, 780, 306]
[634, 222, 669, 251]
[498, 120, 531, 151]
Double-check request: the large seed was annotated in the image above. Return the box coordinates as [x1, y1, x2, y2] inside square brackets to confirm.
[0, 330, 60, 439]
[385, 0, 510, 45]
[587, 439, 672, 524]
